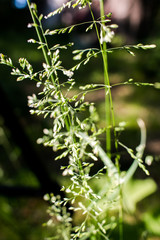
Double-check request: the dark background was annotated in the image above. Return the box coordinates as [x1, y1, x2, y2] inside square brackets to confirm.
[0, 0, 160, 239]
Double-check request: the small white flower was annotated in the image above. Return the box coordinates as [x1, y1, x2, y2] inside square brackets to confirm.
[27, 23, 33, 28]
[37, 138, 43, 144]
[36, 82, 41, 88]
[62, 168, 73, 176]
[30, 110, 35, 114]
[100, 27, 114, 44]
[43, 63, 50, 69]
[27, 39, 36, 43]
[43, 128, 49, 135]
[47, 219, 53, 226]
[63, 70, 74, 78]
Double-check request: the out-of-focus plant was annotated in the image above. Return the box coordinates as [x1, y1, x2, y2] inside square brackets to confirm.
[0, 0, 157, 239]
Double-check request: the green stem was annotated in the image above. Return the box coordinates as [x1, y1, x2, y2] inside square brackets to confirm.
[27, 0, 56, 86]
[99, 0, 112, 156]
[89, 1, 118, 156]
[89, 3, 111, 155]
[119, 186, 123, 240]
[27, 1, 85, 177]
[99, 0, 120, 181]
[27, 0, 72, 132]
[99, 0, 119, 156]
[99, 1, 123, 239]
[27, 1, 50, 69]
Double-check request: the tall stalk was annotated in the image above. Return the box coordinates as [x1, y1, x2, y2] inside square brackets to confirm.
[26, 0, 86, 178]
[26, 0, 72, 131]
[27, 0, 53, 80]
[98, 1, 123, 239]
[89, 0, 118, 157]
[99, 0, 112, 156]
[99, 0, 119, 155]
[89, 1, 111, 156]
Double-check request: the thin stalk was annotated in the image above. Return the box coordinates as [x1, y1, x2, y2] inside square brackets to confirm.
[99, 1, 123, 239]
[27, 1, 85, 176]
[27, 0, 71, 131]
[89, 3, 111, 156]
[99, 0, 112, 156]
[89, 2, 119, 156]
[27, 0, 51, 77]
[99, 0, 119, 155]
[119, 186, 123, 240]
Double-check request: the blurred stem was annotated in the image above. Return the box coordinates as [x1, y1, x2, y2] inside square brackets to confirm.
[89, 1, 118, 156]
[99, 0, 111, 156]
[123, 119, 146, 183]
[88, 3, 111, 156]
[99, 1, 122, 239]
[99, 0, 119, 156]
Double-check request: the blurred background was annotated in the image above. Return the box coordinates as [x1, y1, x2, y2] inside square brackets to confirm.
[0, 0, 160, 239]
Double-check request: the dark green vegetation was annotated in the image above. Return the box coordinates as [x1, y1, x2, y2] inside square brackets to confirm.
[0, 1, 160, 239]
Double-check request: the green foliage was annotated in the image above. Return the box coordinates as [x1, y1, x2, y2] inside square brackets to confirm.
[0, 0, 158, 239]
[123, 178, 157, 213]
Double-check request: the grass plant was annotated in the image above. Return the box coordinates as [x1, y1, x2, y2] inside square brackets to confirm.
[0, 0, 158, 239]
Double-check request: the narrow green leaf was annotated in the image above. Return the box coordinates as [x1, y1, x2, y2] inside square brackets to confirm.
[86, 23, 93, 32]
[39, 14, 43, 21]
[68, 25, 75, 33]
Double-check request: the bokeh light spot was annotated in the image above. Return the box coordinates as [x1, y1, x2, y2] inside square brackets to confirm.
[14, 0, 27, 9]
